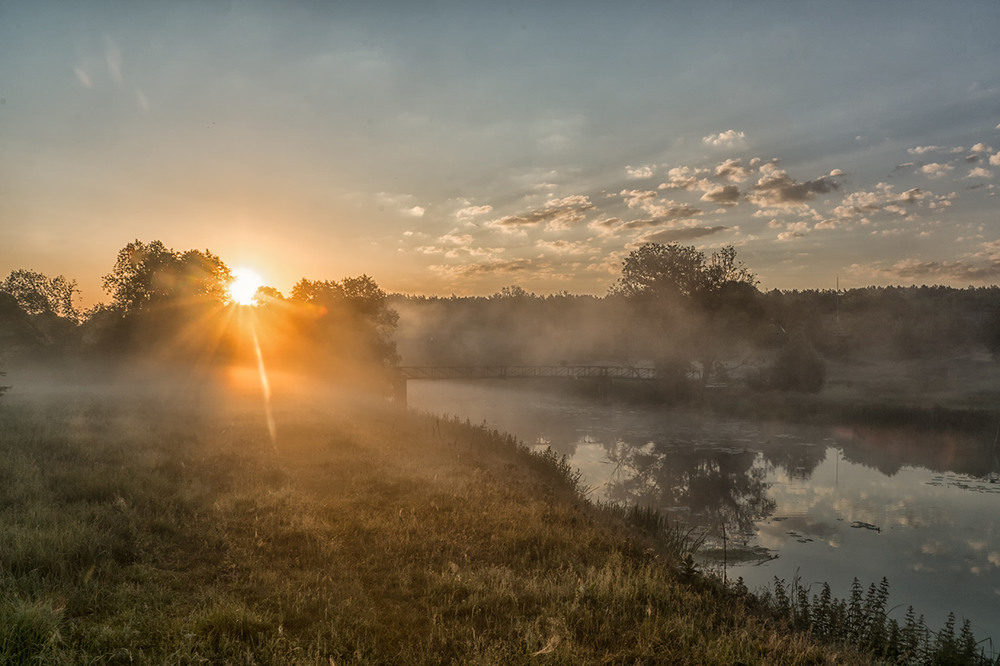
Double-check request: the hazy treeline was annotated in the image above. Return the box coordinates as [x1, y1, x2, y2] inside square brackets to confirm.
[0, 240, 398, 387]
[5, 239, 1000, 396]
[393, 244, 1000, 397]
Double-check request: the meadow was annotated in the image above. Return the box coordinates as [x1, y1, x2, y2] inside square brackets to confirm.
[0, 369, 888, 665]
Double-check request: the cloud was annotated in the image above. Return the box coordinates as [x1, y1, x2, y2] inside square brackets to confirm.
[919, 163, 955, 178]
[626, 164, 655, 179]
[852, 257, 1000, 283]
[439, 232, 473, 246]
[658, 166, 709, 191]
[620, 189, 659, 208]
[971, 142, 991, 153]
[908, 145, 941, 155]
[376, 192, 426, 217]
[990, 153, 1000, 166]
[135, 88, 149, 112]
[534, 239, 591, 255]
[620, 189, 703, 220]
[776, 221, 810, 240]
[747, 168, 842, 209]
[104, 35, 123, 86]
[831, 184, 942, 224]
[703, 129, 746, 147]
[456, 204, 493, 220]
[967, 167, 992, 179]
[432, 258, 533, 278]
[486, 194, 594, 231]
[700, 185, 741, 206]
[714, 159, 752, 182]
[633, 226, 728, 244]
[74, 66, 93, 88]
[637, 202, 703, 221]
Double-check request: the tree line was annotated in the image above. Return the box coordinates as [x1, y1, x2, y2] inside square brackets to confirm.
[5, 239, 1000, 399]
[0, 240, 399, 387]
[395, 242, 1000, 398]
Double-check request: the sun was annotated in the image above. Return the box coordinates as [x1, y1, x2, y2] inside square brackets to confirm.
[229, 267, 265, 306]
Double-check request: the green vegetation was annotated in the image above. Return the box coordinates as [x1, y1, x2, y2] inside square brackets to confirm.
[1, 384, 885, 665]
[760, 576, 991, 665]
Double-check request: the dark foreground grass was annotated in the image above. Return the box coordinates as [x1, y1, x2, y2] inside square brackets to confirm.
[0, 380, 874, 665]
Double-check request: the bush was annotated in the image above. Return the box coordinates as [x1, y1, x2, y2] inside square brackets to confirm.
[766, 332, 826, 393]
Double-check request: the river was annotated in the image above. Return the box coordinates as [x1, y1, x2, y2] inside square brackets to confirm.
[408, 379, 1000, 646]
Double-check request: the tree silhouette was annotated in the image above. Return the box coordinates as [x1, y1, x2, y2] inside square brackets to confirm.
[1, 269, 80, 322]
[612, 243, 756, 302]
[102, 240, 232, 313]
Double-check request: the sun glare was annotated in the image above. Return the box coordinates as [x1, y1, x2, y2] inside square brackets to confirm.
[230, 267, 265, 306]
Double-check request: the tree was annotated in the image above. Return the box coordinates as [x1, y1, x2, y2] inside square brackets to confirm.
[766, 331, 826, 393]
[284, 275, 399, 369]
[1, 269, 80, 322]
[612, 242, 757, 302]
[611, 243, 760, 387]
[612, 243, 709, 300]
[102, 240, 232, 313]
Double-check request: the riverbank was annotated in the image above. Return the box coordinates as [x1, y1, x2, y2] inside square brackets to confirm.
[0, 379, 873, 665]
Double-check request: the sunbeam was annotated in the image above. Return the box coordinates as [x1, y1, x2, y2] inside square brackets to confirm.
[250, 320, 276, 446]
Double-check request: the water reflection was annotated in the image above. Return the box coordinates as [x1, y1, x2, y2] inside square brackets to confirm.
[408, 380, 1000, 643]
[604, 441, 774, 539]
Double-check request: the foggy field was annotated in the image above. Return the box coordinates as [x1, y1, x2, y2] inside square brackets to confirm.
[0, 378, 883, 665]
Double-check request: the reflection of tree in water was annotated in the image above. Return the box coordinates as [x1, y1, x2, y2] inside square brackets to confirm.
[761, 441, 827, 480]
[604, 440, 776, 538]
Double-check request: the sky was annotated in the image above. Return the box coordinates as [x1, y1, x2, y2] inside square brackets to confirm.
[3, 1, 1000, 306]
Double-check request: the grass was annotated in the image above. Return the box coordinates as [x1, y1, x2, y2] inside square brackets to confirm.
[0, 377, 924, 663]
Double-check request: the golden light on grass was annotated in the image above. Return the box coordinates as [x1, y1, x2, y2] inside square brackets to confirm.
[230, 267, 265, 306]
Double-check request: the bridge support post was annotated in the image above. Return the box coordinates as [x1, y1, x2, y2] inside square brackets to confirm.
[596, 369, 611, 403]
[392, 377, 408, 408]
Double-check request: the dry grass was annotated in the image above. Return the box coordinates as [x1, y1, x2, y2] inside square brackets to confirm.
[0, 378, 870, 664]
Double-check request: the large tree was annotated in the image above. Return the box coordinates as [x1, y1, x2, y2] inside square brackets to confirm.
[1, 269, 80, 322]
[286, 275, 399, 369]
[611, 243, 760, 388]
[612, 242, 757, 302]
[102, 240, 232, 314]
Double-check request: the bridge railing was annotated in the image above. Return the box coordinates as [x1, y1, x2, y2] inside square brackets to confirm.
[396, 365, 658, 381]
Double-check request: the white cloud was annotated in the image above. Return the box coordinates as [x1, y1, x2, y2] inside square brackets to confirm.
[486, 194, 594, 232]
[967, 167, 992, 179]
[625, 164, 655, 179]
[658, 166, 709, 191]
[908, 145, 941, 155]
[703, 129, 746, 148]
[456, 204, 493, 220]
[777, 221, 809, 241]
[714, 158, 752, 182]
[919, 163, 954, 178]
[620, 189, 658, 208]
[990, 153, 1000, 166]
[971, 142, 991, 153]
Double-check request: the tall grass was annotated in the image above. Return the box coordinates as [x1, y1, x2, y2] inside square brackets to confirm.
[0, 385, 950, 663]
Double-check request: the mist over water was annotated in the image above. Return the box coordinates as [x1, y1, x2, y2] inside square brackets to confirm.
[409, 379, 1000, 644]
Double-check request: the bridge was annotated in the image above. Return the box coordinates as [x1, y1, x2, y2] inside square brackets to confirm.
[392, 365, 659, 406]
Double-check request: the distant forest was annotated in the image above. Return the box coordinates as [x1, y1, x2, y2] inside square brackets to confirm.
[4, 240, 1000, 400]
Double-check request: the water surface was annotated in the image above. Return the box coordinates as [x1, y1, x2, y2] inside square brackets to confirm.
[409, 380, 1000, 644]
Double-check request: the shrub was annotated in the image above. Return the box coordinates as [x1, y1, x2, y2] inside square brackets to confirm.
[767, 331, 826, 393]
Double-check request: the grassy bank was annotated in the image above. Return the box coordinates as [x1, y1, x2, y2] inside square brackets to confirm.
[0, 377, 874, 665]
